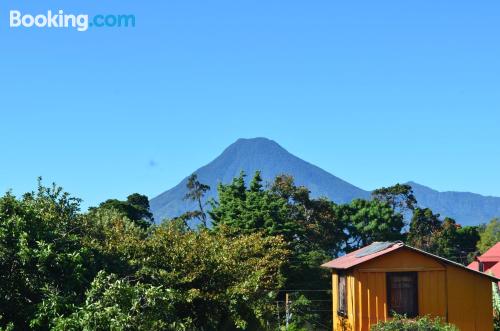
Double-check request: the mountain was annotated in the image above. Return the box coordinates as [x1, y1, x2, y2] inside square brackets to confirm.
[150, 137, 369, 221]
[150, 137, 500, 226]
[407, 181, 500, 225]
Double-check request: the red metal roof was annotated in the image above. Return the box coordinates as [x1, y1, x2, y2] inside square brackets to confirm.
[487, 262, 500, 279]
[477, 256, 500, 263]
[477, 242, 500, 262]
[468, 260, 480, 270]
[467, 242, 500, 280]
[321, 241, 499, 282]
[320, 242, 404, 269]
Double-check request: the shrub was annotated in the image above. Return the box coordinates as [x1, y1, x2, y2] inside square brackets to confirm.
[370, 315, 458, 331]
[492, 283, 500, 331]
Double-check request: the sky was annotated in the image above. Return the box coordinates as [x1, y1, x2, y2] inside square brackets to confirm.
[1, 0, 499, 209]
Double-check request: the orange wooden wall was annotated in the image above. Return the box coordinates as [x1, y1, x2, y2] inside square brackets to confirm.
[331, 247, 493, 331]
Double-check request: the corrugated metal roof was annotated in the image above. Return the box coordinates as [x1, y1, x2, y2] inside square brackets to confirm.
[320, 241, 404, 269]
[321, 241, 499, 282]
[477, 242, 500, 262]
[467, 242, 500, 280]
[487, 262, 500, 279]
[477, 256, 500, 262]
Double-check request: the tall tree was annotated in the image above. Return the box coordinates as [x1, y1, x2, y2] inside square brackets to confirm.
[96, 193, 154, 228]
[184, 174, 211, 227]
[0, 180, 288, 330]
[456, 225, 481, 263]
[477, 218, 500, 253]
[211, 173, 346, 327]
[0, 182, 94, 329]
[336, 199, 405, 251]
[433, 217, 460, 261]
[407, 208, 441, 251]
[372, 183, 417, 214]
[210, 172, 297, 240]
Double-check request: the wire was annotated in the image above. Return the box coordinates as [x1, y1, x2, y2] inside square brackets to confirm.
[278, 289, 331, 292]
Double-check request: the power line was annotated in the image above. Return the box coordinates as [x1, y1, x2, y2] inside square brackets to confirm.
[278, 289, 331, 292]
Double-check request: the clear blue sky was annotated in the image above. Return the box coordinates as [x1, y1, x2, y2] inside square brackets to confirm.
[1, 0, 499, 209]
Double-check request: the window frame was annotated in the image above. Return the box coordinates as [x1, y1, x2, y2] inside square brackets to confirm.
[337, 272, 347, 317]
[386, 272, 418, 318]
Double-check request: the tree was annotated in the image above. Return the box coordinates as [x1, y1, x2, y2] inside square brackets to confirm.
[406, 209, 479, 263]
[96, 193, 153, 228]
[372, 183, 417, 214]
[477, 218, 500, 253]
[432, 217, 460, 261]
[336, 199, 405, 251]
[407, 208, 442, 252]
[455, 225, 481, 264]
[138, 222, 288, 330]
[184, 174, 211, 227]
[0, 180, 288, 330]
[0, 181, 94, 329]
[52, 271, 190, 331]
[210, 172, 298, 241]
[211, 173, 344, 328]
[126, 193, 154, 221]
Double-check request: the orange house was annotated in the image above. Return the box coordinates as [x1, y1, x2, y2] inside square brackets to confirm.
[321, 242, 498, 331]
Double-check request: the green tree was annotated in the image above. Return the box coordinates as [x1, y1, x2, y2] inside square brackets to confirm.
[96, 193, 153, 228]
[0, 180, 288, 330]
[336, 199, 405, 251]
[52, 271, 190, 331]
[0, 181, 94, 329]
[372, 183, 417, 214]
[210, 172, 298, 241]
[407, 208, 442, 251]
[432, 218, 460, 261]
[406, 210, 479, 263]
[478, 219, 500, 254]
[138, 222, 288, 330]
[183, 174, 211, 227]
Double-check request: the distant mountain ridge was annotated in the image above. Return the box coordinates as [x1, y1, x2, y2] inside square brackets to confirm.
[150, 138, 500, 226]
[407, 181, 500, 225]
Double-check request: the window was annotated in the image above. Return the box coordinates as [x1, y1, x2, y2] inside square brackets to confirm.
[338, 273, 347, 316]
[386, 272, 418, 317]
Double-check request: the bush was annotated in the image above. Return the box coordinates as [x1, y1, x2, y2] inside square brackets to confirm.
[370, 315, 458, 331]
[492, 283, 500, 331]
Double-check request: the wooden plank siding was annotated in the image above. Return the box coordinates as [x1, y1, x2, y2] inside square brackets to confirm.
[331, 247, 494, 331]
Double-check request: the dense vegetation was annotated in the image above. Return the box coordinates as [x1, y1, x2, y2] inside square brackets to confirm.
[370, 315, 458, 331]
[0, 174, 495, 330]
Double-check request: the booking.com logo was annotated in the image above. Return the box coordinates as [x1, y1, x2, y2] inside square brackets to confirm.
[9, 10, 135, 32]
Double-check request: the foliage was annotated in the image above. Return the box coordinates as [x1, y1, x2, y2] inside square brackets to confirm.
[370, 315, 458, 331]
[95, 193, 154, 228]
[406, 208, 482, 263]
[0, 180, 94, 329]
[456, 225, 481, 263]
[210, 172, 408, 328]
[407, 208, 442, 251]
[210, 172, 299, 241]
[478, 218, 500, 254]
[1, 174, 488, 330]
[210, 172, 341, 327]
[138, 222, 288, 330]
[0, 180, 288, 330]
[183, 173, 211, 227]
[52, 271, 190, 331]
[372, 183, 417, 214]
[336, 199, 404, 252]
[432, 217, 461, 261]
[493, 283, 500, 331]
